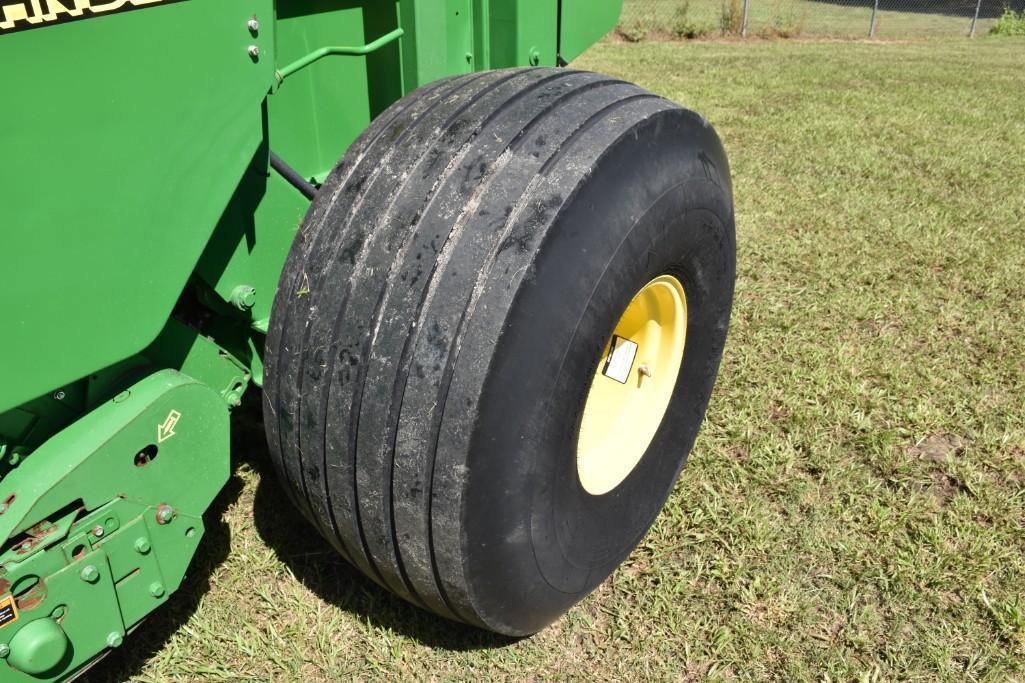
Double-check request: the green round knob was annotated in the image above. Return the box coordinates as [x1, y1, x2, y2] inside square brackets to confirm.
[229, 285, 257, 311]
[7, 618, 69, 675]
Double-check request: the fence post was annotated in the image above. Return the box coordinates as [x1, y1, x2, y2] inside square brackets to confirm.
[741, 0, 750, 36]
[869, 0, 879, 37]
[969, 0, 982, 37]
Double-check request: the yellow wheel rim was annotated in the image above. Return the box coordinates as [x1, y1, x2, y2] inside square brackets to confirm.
[576, 275, 687, 495]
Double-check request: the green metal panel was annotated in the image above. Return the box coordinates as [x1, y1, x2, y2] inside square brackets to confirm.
[193, 146, 310, 329]
[0, 0, 274, 415]
[559, 0, 622, 62]
[269, 1, 404, 182]
[489, 0, 558, 68]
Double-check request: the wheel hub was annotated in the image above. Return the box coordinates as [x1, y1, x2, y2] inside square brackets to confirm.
[577, 275, 688, 495]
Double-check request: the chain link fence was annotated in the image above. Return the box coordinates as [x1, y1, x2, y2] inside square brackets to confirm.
[617, 0, 1025, 38]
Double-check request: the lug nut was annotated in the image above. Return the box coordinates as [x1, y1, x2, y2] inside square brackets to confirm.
[80, 565, 100, 583]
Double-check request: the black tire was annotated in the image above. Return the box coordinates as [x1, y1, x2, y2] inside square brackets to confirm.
[263, 67, 735, 636]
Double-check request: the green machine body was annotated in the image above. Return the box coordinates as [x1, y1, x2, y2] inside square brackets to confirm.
[0, 1, 623, 679]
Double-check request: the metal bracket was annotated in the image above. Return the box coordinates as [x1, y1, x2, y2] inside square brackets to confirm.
[274, 27, 404, 86]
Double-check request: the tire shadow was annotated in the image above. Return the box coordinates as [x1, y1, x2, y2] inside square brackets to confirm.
[248, 432, 516, 653]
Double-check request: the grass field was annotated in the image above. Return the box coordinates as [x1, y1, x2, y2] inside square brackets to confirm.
[85, 38, 1025, 681]
[618, 0, 997, 38]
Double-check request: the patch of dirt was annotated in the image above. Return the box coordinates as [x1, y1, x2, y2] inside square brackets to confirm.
[909, 434, 967, 463]
[930, 471, 971, 505]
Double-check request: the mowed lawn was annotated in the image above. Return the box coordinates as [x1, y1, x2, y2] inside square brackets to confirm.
[618, 0, 999, 37]
[87, 39, 1025, 681]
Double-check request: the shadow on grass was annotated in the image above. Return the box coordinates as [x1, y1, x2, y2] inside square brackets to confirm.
[247, 431, 516, 653]
[84, 392, 512, 681]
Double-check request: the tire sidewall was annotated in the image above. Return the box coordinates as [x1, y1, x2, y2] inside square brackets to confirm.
[464, 109, 736, 634]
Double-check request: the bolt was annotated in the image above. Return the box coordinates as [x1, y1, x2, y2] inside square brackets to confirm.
[91, 525, 104, 538]
[247, 45, 260, 59]
[80, 565, 100, 583]
[20, 541, 31, 552]
[0, 643, 8, 658]
[50, 605, 66, 619]
[0, 504, 7, 515]
[156, 504, 174, 525]
[528, 47, 541, 66]
[230, 285, 257, 311]
[149, 582, 165, 598]
[247, 17, 259, 33]
[106, 631, 123, 648]
[638, 364, 653, 378]
[53, 390, 65, 400]
[134, 536, 151, 554]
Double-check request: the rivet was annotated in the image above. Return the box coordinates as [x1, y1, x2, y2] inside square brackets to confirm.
[156, 505, 174, 525]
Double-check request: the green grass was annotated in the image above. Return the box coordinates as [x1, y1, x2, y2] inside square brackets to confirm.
[618, 0, 996, 38]
[86, 39, 1025, 681]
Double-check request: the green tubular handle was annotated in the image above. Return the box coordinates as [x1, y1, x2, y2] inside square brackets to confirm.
[275, 27, 405, 84]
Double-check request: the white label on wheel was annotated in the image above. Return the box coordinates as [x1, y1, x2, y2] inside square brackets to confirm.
[602, 336, 638, 384]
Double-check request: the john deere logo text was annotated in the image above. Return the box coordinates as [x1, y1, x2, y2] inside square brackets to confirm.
[0, 0, 183, 34]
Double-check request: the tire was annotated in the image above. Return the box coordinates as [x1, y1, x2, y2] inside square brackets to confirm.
[263, 67, 735, 636]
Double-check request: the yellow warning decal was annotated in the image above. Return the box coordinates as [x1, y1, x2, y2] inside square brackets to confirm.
[0, 595, 18, 629]
[0, 0, 186, 35]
